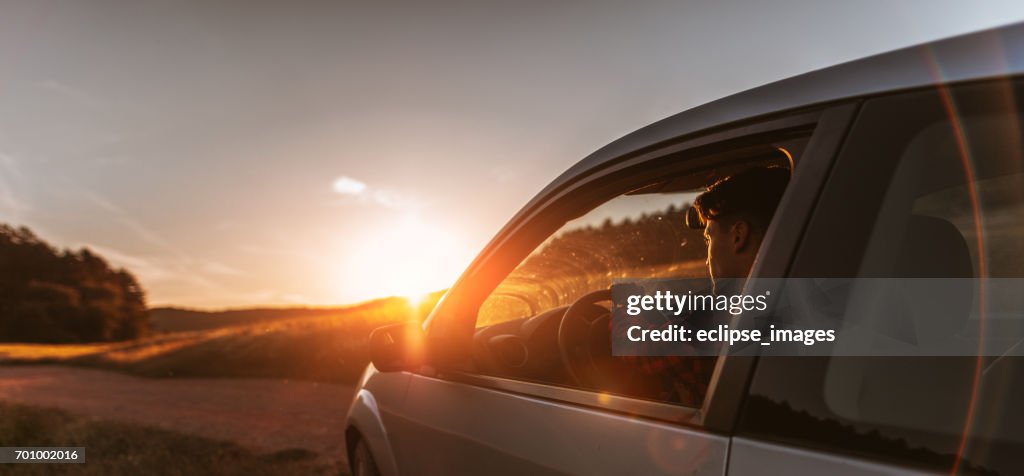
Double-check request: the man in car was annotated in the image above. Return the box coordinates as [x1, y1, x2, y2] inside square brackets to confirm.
[643, 166, 790, 406]
[692, 165, 790, 290]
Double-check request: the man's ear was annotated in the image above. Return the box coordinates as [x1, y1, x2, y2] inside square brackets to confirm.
[731, 219, 751, 252]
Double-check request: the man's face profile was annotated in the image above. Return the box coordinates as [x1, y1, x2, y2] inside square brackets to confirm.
[703, 216, 753, 289]
[703, 218, 725, 284]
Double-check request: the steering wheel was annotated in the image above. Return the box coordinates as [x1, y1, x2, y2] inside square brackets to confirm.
[557, 289, 614, 388]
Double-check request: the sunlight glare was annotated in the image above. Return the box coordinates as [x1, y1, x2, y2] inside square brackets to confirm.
[340, 215, 466, 302]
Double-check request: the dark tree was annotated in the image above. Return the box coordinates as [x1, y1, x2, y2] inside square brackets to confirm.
[0, 224, 150, 343]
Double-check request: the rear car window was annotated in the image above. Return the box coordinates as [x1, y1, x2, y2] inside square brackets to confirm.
[740, 79, 1024, 475]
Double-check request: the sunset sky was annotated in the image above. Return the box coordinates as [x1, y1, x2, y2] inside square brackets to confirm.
[3, 1, 1024, 309]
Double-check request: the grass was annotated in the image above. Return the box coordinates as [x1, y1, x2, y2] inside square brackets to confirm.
[0, 402, 335, 475]
[0, 292, 443, 384]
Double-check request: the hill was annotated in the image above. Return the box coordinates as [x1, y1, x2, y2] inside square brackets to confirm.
[148, 295, 437, 333]
[0, 291, 445, 383]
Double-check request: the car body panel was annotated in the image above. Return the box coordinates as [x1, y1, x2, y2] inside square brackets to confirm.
[729, 437, 936, 476]
[385, 374, 729, 475]
[344, 366, 409, 476]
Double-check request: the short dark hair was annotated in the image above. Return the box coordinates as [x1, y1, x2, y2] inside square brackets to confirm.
[692, 166, 790, 233]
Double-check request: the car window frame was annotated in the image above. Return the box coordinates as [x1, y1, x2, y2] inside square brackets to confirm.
[423, 102, 860, 431]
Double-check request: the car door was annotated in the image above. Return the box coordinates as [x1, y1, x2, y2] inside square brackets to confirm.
[383, 106, 855, 475]
[728, 79, 1024, 475]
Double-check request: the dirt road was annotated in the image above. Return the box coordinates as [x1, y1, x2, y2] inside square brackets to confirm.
[0, 365, 355, 468]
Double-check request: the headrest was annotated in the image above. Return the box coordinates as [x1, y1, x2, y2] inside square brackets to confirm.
[889, 215, 975, 337]
[894, 215, 973, 278]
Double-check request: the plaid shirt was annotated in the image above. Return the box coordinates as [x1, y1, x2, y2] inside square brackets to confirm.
[631, 308, 719, 407]
[614, 280, 739, 408]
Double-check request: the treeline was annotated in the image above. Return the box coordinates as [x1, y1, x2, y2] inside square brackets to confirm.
[0, 224, 149, 343]
[517, 203, 705, 280]
[482, 203, 707, 322]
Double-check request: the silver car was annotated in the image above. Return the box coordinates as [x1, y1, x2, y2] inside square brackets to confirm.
[345, 22, 1024, 476]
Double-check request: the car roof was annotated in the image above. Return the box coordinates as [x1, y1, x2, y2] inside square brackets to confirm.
[534, 20, 1024, 205]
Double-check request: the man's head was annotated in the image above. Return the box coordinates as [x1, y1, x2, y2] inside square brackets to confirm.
[692, 166, 790, 286]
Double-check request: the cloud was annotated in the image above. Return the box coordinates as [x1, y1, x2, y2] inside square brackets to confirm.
[0, 153, 30, 219]
[238, 244, 319, 261]
[200, 262, 245, 277]
[81, 244, 214, 294]
[84, 243, 251, 306]
[37, 80, 102, 110]
[0, 149, 185, 262]
[331, 175, 421, 211]
[79, 189, 183, 256]
[332, 176, 367, 195]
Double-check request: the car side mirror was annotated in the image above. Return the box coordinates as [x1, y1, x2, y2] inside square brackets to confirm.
[368, 322, 426, 372]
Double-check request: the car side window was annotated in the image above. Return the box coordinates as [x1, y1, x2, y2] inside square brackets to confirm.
[741, 79, 1024, 475]
[463, 140, 801, 409]
[470, 189, 717, 406]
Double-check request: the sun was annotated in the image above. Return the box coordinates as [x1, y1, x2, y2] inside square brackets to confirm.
[340, 215, 466, 302]
[403, 291, 431, 308]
